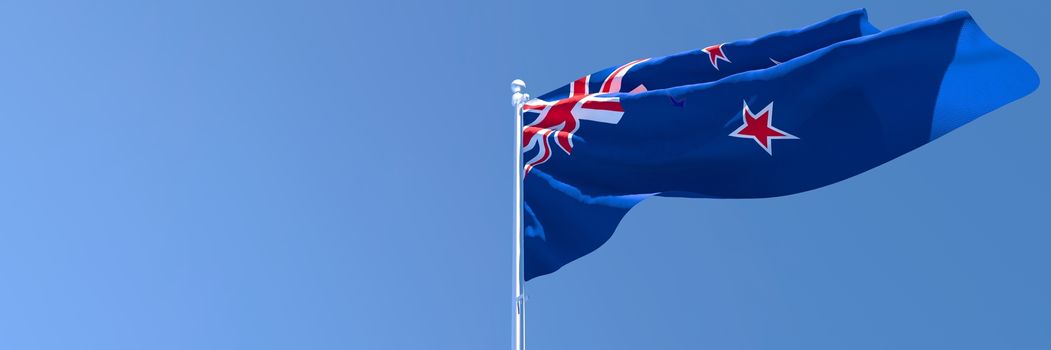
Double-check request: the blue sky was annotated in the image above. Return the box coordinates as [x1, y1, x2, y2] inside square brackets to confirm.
[0, 0, 1047, 349]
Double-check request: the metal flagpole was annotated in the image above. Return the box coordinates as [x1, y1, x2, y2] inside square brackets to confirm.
[511, 79, 529, 350]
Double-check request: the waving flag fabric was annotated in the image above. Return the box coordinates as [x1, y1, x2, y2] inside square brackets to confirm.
[522, 10, 1039, 281]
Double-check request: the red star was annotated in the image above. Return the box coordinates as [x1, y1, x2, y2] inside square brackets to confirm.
[729, 101, 798, 154]
[701, 43, 731, 70]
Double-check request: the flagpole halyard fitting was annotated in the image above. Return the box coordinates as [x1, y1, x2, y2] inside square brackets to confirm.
[511, 79, 529, 350]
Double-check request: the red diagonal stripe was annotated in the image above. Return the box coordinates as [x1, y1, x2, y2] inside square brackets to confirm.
[600, 59, 645, 93]
[581, 100, 623, 112]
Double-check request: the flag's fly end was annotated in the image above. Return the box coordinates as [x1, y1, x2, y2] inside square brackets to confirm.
[930, 12, 1040, 139]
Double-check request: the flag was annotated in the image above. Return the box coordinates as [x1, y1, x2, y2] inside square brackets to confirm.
[522, 10, 1039, 280]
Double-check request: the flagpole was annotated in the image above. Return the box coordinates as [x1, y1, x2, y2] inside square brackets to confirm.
[511, 79, 529, 350]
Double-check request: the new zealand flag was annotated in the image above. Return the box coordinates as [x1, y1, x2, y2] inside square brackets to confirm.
[522, 9, 1039, 280]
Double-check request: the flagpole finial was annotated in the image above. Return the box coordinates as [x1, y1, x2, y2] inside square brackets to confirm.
[512, 79, 529, 108]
